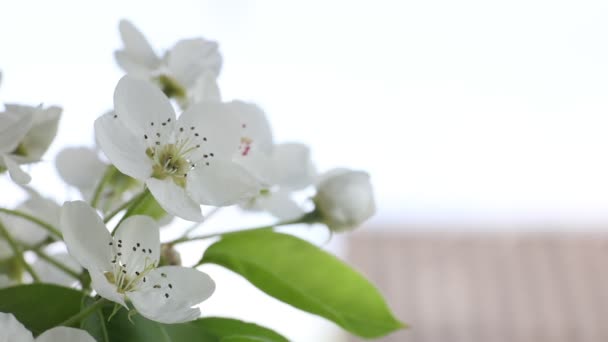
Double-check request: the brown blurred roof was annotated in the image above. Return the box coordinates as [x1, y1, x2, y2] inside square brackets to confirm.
[347, 230, 608, 342]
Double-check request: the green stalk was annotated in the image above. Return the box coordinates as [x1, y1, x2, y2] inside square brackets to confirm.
[103, 190, 147, 224]
[0, 208, 62, 239]
[32, 249, 80, 281]
[0, 221, 40, 282]
[60, 298, 107, 327]
[110, 190, 149, 235]
[91, 166, 115, 208]
[167, 215, 312, 246]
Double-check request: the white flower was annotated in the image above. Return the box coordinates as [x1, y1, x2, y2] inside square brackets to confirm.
[0, 104, 61, 184]
[55, 147, 106, 197]
[0, 192, 61, 257]
[313, 169, 376, 231]
[33, 252, 82, 287]
[115, 20, 222, 106]
[95, 76, 261, 221]
[55, 146, 142, 214]
[0, 312, 95, 342]
[61, 201, 215, 323]
[232, 102, 316, 219]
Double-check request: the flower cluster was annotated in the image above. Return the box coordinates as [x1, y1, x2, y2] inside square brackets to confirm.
[0, 19, 393, 341]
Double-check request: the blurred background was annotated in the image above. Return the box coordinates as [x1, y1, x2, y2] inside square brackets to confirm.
[2, 0, 608, 341]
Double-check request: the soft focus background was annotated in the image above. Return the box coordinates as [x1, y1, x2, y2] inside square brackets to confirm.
[1, 1, 608, 341]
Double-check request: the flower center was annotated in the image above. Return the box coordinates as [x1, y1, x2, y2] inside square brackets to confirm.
[147, 144, 191, 187]
[105, 239, 157, 294]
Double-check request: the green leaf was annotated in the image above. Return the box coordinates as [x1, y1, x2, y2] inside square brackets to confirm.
[85, 303, 287, 342]
[200, 230, 405, 338]
[123, 190, 167, 221]
[0, 284, 86, 335]
[163, 317, 289, 342]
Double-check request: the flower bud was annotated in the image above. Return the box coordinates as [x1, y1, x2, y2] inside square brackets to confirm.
[313, 169, 375, 232]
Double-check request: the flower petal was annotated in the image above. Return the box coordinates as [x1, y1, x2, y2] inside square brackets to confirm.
[128, 266, 215, 324]
[60, 201, 113, 272]
[5, 105, 62, 161]
[117, 20, 160, 71]
[271, 143, 316, 190]
[188, 72, 221, 105]
[167, 38, 222, 88]
[0, 109, 33, 154]
[187, 159, 262, 206]
[176, 101, 241, 161]
[2, 154, 31, 184]
[0, 312, 34, 342]
[252, 191, 305, 220]
[89, 270, 127, 308]
[94, 111, 152, 180]
[113, 76, 176, 138]
[55, 147, 105, 193]
[3, 196, 59, 245]
[231, 101, 274, 155]
[33, 253, 81, 287]
[114, 215, 160, 275]
[36, 327, 96, 342]
[145, 178, 203, 222]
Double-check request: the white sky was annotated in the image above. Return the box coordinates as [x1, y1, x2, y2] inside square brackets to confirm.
[2, 1, 608, 226]
[1, 1, 608, 338]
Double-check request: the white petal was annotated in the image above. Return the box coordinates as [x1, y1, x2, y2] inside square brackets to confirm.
[113, 76, 176, 138]
[36, 327, 96, 342]
[187, 159, 262, 206]
[271, 143, 316, 190]
[231, 101, 273, 154]
[89, 271, 127, 308]
[188, 72, 221, 104]
[128, 266, 214, 324]
[0, 109, 33, 153]
[33, 253, 81, 287]
[176, 101, 241, 161]
[60, 201, 113, 272]
[0, 239, 13, 259]
[94, 112, 152, 180]
[3, 155, 31, 185]
[117, 20, 160, 71]
[114, 215, 160, 275]
[255, 191, 305, 220]
[145, 178, 202, 222]
[0, 312, 34, 342]
[55, 147, 105, 192]
[167, 38, 222, 88]
[5, 196, 59, 245]
[13, 105, 61, 161]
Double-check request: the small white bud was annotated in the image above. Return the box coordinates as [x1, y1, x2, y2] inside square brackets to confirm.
[314, 169, 376, 232]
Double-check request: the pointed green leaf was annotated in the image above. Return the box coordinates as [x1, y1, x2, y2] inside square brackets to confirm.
[200, 230, 404, 338]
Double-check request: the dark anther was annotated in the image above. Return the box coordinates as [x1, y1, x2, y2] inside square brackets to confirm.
[136, 243, 140, 247]
[180, 127, 184, 132]
[162, 122, 166, 126]
[161, 273, 167, 278]
[109, 242, 113, 245]
[113, 114, 118, 118]
[203, 137, 207, 141]
[135, 271, 140, 276]
[117, 252, 122, 256]
[165, 293, 169, 298]
[144, 134, 148, 139]
[156, 133, 160, 137]
[190, 126, 195, 130]
[132, 247, 137, 251]
[168, 284, 173, 289]
[195, 133, 199, 137]
[122, 270, 127, 274]
[148, 249, 152, 253]
[153, 285, 161, 289]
